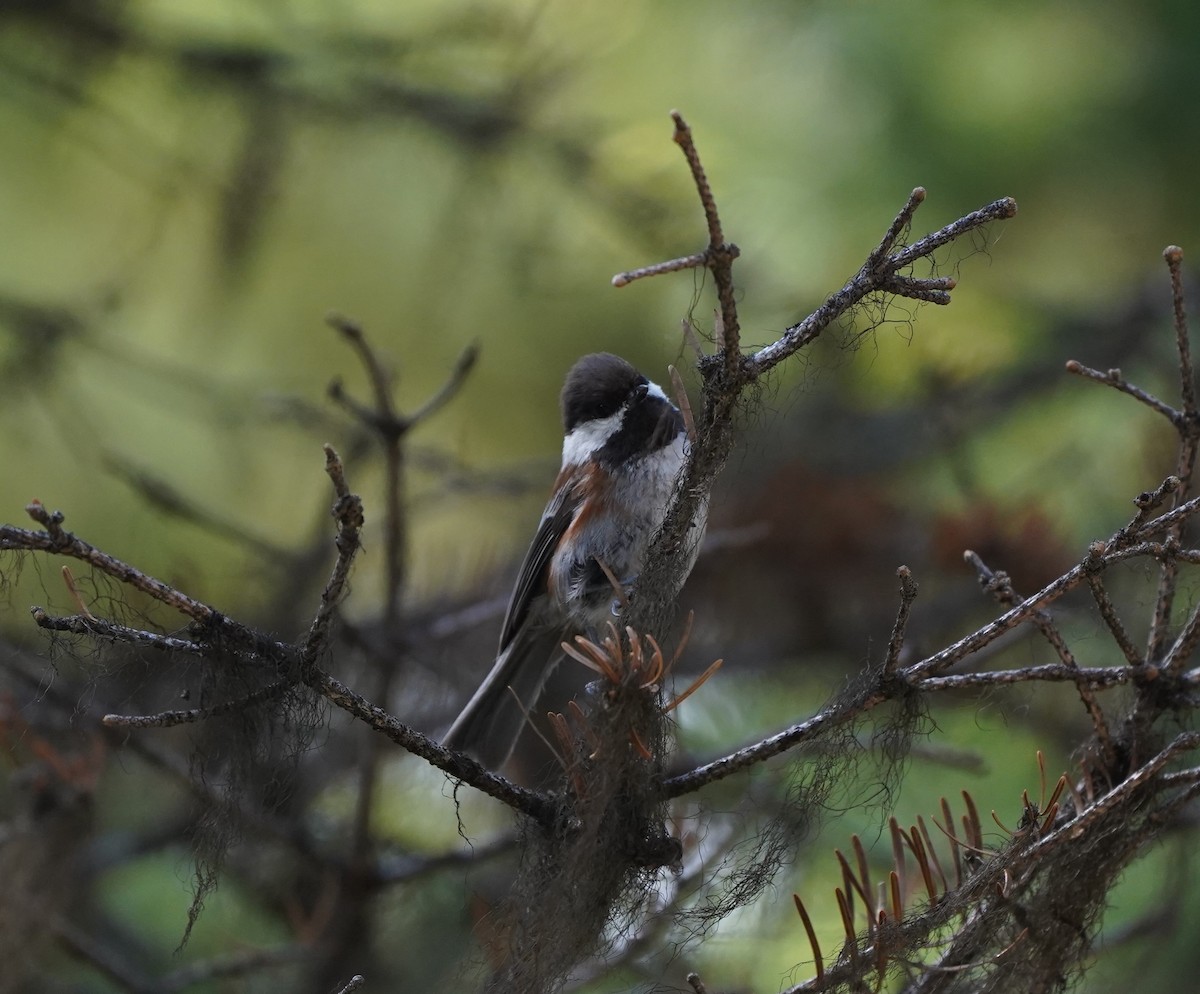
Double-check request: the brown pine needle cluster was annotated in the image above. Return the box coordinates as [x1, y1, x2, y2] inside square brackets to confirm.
[791, 751, 1074, 991]
[554, 617, 723, 760]
[561, 616, 723, 712]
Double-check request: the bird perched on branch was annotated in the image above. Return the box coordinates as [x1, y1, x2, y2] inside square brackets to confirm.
[444, 352, 705, 769]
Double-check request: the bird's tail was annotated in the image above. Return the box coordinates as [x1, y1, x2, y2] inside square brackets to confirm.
[443, 627, 565, 769]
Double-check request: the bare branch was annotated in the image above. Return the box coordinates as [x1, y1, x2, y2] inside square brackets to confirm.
[306, 667, 555, 826]
[613, 116, 1017, 672]
[661, 691, 882, 799]
[1087, 573, 1144, 666]
[1064, 360, 1182, 424]
[612, 251, 710, 288]
[297, 444, 363, 679]
[29, 609, 206, 654]
[670, 110, 741, 373]
[408, 341, 480, 427]
[914, 664, 1134, 692]
[6, 502, 226, 625]
[328, 312, 397, 421]
[964, 550, 1114, 761]
[865, 186, 928, 270]
[1019, 732, 1200, 862]
[746, 195, 1016, 379]
[1165, 246, 1195, 416]
[908, 561, 1090, 678]
[101, 680, 291, 728]
[884, 565, 919, 675]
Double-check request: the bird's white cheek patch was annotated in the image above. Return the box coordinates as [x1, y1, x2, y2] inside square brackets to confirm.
[645, 380, 668, 403]
[561, 409, 625, 467]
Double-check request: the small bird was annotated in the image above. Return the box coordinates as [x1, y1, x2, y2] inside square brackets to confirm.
[444, 353, 704, 769]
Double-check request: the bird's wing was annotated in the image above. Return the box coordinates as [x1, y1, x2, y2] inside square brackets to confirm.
[443, 475, 582, 767]
[497, 475, 581, 652]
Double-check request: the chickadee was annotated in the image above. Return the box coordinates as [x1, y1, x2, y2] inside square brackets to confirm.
[444, 352, 705, 769]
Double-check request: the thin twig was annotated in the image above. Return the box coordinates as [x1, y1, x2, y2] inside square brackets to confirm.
[29, 610, 207, 654]
[914, 664, 1134, 692]
[864, 187, 928, 272]
[1163, 598, 1200, 673]
[614, 117, 1016, 662]
[1064, 360, 1182, 426]
[1015, 732, 1200, 866]
[1156, 254, 1200, 673]
[306, 667, 555, 826]
[907, 562, 1091, 678]
[1130, 491, 1200, 540]
[964, 550, 1114, 762]
[327, 316, 477, 622]
[1166, 246, 1195, 417]
[328, 314, 396, 424]
[884, 565, 919, 674]
[1086, 573, 1143, 666]
[9, 503, 229, 626]
[101, 680, 292, 728]
[297, 445, 363, 680]
[662, 523, 1195, 798]
[612, 252, 709, 288]
[408, 341, 480, 427]
[746, 195, 1017, 379]
[661, 690, 884, 798]
[670, 111, 741, 375]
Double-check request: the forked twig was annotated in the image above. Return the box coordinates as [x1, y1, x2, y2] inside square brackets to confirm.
[963, 550, 1114, 764]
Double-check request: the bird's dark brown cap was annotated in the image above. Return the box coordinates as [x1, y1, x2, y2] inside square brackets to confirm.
[560, 353, 646, 433]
